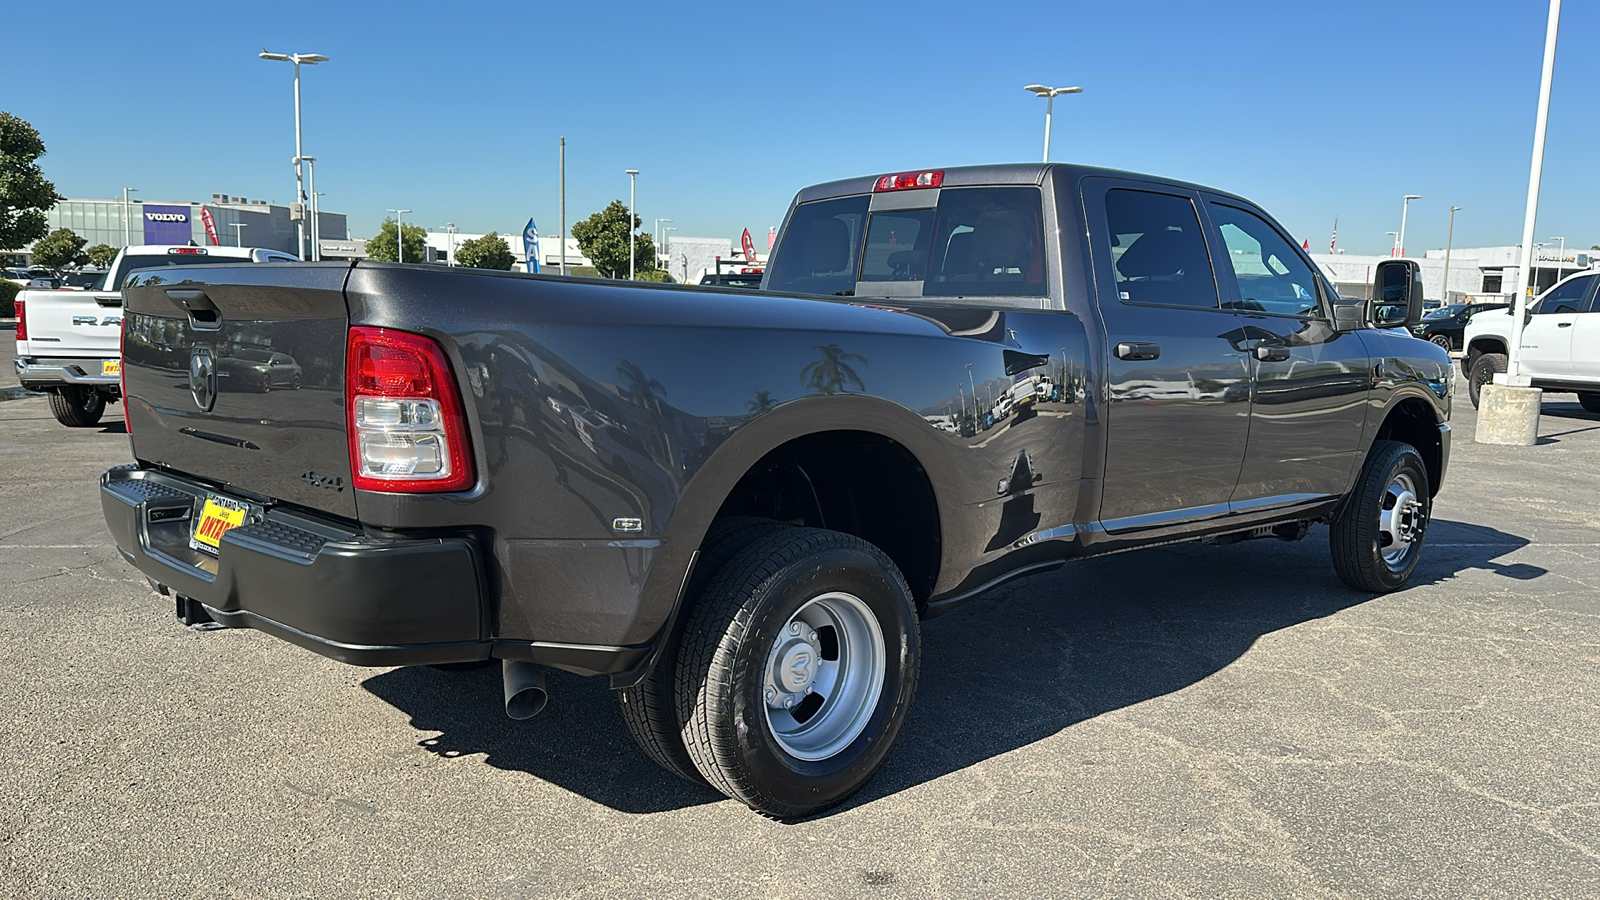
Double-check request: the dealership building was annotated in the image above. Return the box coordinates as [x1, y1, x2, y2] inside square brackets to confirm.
[1313, 245, 1596, 306]
[27, 195, 348, 259]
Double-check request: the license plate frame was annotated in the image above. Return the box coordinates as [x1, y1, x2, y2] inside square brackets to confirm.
[189, 493, 253, 555]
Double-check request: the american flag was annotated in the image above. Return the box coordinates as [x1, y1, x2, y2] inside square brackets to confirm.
[1330, 217, 1338, 253]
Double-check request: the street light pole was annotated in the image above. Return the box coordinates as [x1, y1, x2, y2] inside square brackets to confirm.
[297, 156, 318, 260]
[655, 218, 672, 255]
[559, 136, 566, 276]
[1397, 194, 1421, 258]
[625, 169, 640, 279]
[1547, 235, 1566, 285]
[387, 209, 411, 263]
[1024, 84, 1083, 162]
[1386, 231, 1398, 256]
[259, 50, 327, 260]
[1441, 206, 1462, 305]
[446, 223, 457, 266]
[1506, 0, 1562, 385]
[122, 187, 137, 248]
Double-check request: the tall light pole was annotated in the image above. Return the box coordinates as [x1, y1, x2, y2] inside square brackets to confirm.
[1532, 242, 1545, 295]
[663, 226, 677, 259]
[1547, 235, 1566, 287]
[388, 209, 411, 263]
[655, 218, 672, 255]
[1386, 231, 1398, 256]
[1024, 84, 1083, 162]
[122, 187, 137, 248]
[625, 169, 639, 279]
[1441, 206, 1462, 306]
[229, 222, 247, 247]
[559, 136, 567, 276]
[445, 223, 457, 266]
[297, 156, 318, 260]
[1397, 194, 1421, 258]
[259, 50, 327, 260]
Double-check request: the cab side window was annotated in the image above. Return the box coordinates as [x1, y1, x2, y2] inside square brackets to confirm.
[1208, 203, 1321, 318]
[1532, 275, 1594, 314]
[1104, 189, 1220, 309]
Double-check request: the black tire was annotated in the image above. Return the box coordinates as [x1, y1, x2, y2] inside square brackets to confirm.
[1331, 440, 1431, 593]
[1429, 334, 1453, 351]
[1579, 393, 1600, 414]
[675, 528, 919, 818]
[617, 516, 792, 785]
[1468, 352, 1506, 409]
[48, 386, 106, 427]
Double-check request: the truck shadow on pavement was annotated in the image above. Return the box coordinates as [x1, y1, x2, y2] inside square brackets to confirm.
[361, 518, 1535, 817]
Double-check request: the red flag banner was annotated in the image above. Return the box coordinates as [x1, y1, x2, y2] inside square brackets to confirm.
[741, 228, 756, 263]
[199, 207, 220, 246]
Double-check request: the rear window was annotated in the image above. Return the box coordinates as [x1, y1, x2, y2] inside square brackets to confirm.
[765, 196, 869, 296]
[112, 253, 254, 289]
[768, 187, 1047, 299]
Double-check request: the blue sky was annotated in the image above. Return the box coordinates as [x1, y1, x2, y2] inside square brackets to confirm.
[9, 0, 1598, 257]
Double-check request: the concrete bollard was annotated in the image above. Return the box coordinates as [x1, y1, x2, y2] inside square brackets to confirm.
[1475, 384, 1542, 446]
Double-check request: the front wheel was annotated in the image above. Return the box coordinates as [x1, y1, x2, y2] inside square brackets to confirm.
[1468, 352, 1506, 409]
[48, 386, 106, 427]
[1330, 440, 1431, 592]
[1579, 393, 1600, 414]
[676, 528, 919, 818]
[1429, 334, 1453, 351]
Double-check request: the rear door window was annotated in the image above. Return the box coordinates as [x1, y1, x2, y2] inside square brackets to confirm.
[764, 196, 869, 296]
[1103, 189, 1220, 309]
[1533, 275, 1594, 314]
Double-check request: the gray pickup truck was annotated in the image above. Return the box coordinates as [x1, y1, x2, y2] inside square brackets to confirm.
[101, 163, 1450, 817]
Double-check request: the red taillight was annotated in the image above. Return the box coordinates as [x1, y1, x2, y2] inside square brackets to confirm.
[13, 299, 24, 341]
[168, 247, 204, 254]
[345, 326, 475, 493]
[873, 170, 945, 192]
[120, 316, 131, 433]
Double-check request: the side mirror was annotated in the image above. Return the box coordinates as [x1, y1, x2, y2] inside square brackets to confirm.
[1369, 260, 1424, 329]
[1330, 298, 1365, 332]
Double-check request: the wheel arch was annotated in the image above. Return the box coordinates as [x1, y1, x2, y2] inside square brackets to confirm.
[1370, 393, 1446, 496]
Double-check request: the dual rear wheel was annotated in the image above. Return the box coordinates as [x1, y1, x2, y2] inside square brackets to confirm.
[619, 521, 919, 818]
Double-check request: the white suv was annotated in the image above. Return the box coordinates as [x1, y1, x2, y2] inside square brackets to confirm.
[1461, 269, 1600, 412]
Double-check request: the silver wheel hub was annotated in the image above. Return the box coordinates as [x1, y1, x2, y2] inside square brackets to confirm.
[1378, 473, 1424, 567]
[761, 592, 886, 762]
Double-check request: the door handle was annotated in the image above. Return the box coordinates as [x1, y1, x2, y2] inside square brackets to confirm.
[1558, 322, 1573, 328]
[1254, 344, 1291, 362]
[1115, 341, 1161, 361]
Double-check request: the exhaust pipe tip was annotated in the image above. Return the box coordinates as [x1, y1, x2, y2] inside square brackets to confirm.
[502, 659, 549, 720]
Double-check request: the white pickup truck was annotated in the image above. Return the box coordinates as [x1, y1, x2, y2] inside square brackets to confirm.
[1461, 268, 1600, 412]
[14, 245, 298, 426]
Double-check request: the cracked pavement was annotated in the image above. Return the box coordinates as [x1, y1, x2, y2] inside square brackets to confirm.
[2, 385, 1598, 899]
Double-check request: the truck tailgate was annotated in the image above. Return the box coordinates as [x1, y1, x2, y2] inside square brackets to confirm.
[121, 263, 358, 520]
[17, 289, 124, 356]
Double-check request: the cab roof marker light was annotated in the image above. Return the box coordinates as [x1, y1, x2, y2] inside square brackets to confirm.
[873, 170, 945, 192]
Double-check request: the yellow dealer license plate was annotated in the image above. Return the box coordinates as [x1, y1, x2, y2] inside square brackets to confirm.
[102, 359, 121, 377]
[191, 496, 247, 554]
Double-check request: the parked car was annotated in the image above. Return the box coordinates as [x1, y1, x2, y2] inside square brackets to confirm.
[13, 245, 299, 426]
[1461, 269, 1600, 410]
[1410, 301, 1509, 351]
[102, 163, 1449, 818]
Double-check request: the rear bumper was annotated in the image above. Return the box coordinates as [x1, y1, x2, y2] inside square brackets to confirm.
[16, 356, 121, 389]
[100, 465, 489, 666]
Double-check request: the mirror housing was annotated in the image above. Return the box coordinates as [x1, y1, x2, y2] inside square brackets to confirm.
[1369, 260, 1424, 329]
[1330, 298, 1366, 332]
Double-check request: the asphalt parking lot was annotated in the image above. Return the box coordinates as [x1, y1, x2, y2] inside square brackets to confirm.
[3, 379, 1598, 899]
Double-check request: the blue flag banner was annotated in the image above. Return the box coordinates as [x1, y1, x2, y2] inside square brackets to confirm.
[523, 218, 540, 274]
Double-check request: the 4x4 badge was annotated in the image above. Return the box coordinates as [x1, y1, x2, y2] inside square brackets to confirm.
[189, 346, 217, 412]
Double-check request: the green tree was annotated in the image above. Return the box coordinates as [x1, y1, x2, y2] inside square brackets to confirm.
[800, 344, 869, 395]
[31, 227, 87, 272]
[366, 217, 428, 263]
[571, 200, 657, 278]
[455, 232, 516, 270]
[0, 112, 60, 252]
[85, 243, 117, 269]
[746, 389, 777, 414]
